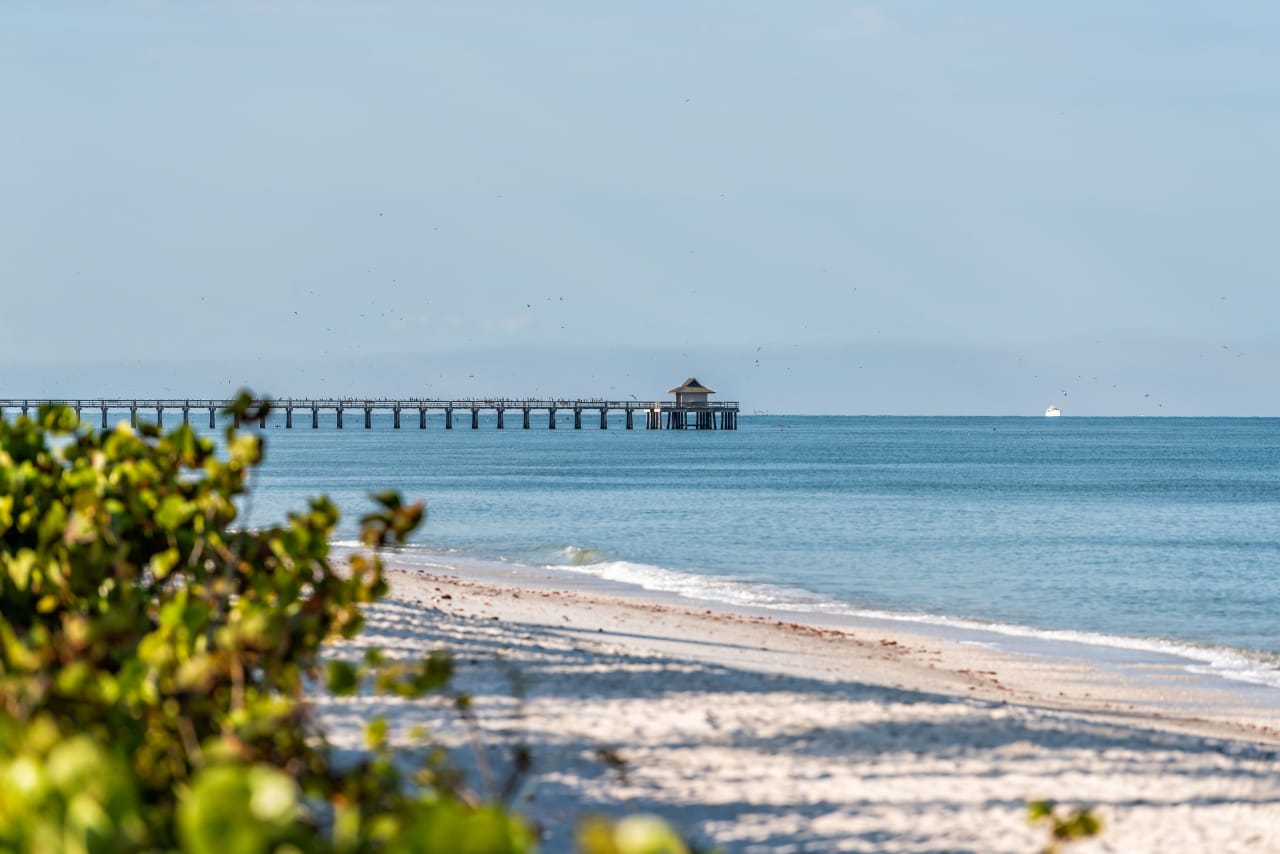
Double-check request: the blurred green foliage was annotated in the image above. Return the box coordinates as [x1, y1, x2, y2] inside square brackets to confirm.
[577, 815, 692, 854]
[0, 393, 534, 852]
[1028, 799, 1103, 854]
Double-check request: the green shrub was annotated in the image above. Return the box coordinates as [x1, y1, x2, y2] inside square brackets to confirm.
[0, 394, 534, 852]
[1028, 800, 1103, 854]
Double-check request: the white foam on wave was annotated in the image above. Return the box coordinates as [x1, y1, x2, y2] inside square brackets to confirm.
[834, 605, 1280, 690]
[545, 547, 1280, 691]
[553, 557, 838, 611]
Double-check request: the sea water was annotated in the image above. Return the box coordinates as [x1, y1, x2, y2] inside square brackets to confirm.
[237, 415, 1280, 688]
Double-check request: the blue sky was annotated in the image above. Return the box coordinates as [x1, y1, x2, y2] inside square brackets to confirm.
[3, 2, 1277, 414]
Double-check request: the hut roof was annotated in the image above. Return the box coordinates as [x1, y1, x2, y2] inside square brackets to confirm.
[668, 377, 716, 395]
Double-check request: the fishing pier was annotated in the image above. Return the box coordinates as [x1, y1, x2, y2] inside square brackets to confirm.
[2, 379, 736, 432]
[0, 398, 738, 431]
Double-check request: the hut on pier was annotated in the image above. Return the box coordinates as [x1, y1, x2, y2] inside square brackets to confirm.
[660, 378, 723, 429]
[668, 378, 715, 406]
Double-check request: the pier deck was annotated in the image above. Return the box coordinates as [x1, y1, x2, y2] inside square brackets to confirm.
[0, 398, 739, 431]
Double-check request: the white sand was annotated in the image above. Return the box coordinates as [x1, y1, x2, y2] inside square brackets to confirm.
[313, 569, 1280, 852]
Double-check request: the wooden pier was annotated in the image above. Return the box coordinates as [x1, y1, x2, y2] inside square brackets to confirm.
[0, 398, 739, 431]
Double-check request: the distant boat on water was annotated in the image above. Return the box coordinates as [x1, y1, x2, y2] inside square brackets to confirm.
[1045, 405, 1062, 417]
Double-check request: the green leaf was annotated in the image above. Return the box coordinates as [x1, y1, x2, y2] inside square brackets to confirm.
[155, 494, 194, 531]
[177, 764, 303, 854]
[148, 548, 181, 581]
[365, 718, 389, 751]
[326, 660, 359, 696]
[5, 549, 36, 590]
[370, 490, 402, 511]
[38, 404, 79, 433]
[37, 501, 67, 547]
[0, 494, 13, 534]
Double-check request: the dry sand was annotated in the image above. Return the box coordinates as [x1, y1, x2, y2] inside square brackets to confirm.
[314, 568, 1280, 852]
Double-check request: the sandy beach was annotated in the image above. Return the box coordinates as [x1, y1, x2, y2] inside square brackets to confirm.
[315, 568, 1280, 852]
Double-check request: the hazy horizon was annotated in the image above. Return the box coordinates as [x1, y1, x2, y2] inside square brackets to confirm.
[7, 335, 1276, 417]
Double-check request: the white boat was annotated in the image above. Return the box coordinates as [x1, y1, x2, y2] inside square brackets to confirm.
[1045, 405, 1062, 417]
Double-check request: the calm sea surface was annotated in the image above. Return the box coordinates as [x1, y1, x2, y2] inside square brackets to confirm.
[239, 415, 1280, 685]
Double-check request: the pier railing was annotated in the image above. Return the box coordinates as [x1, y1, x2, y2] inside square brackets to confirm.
[0, 398, 740, 431]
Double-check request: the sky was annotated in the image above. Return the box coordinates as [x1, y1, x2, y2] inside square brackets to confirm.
[2, 2, 1277, 415]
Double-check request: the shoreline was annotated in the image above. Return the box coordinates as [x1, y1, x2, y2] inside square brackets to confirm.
[345, 544, 1280, 700]
[385, 565, 1280, 745]
[316, 563, 1280, 851]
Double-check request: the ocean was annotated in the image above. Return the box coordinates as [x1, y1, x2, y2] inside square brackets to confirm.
[237, 414, 1280, 689]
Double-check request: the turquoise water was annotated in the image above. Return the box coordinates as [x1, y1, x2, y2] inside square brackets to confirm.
[239, 415, 1280, 685]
